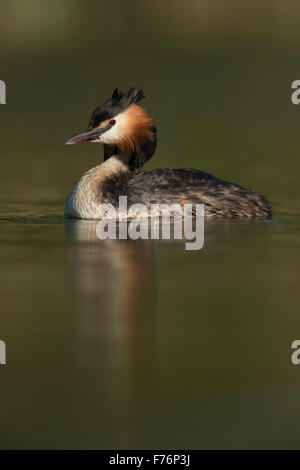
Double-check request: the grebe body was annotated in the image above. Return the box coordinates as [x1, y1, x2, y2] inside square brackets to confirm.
[65, 88, 271, 220]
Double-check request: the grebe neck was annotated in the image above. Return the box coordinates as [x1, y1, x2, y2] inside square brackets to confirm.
[103, 125, 157, 170]
[64, 155, 130, 219]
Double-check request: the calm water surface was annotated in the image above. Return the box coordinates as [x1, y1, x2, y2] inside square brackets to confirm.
[1, 197, 300, 449]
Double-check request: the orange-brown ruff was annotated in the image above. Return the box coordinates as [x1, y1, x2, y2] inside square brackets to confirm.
[64, 87, 271, 219]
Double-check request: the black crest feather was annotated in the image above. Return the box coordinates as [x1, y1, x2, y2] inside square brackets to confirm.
[89, 87, 146, 128]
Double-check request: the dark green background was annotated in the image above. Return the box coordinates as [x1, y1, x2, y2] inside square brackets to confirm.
[0, 0, 300, 449]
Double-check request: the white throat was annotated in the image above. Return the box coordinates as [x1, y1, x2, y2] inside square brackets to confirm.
[64, 156, 130, 219]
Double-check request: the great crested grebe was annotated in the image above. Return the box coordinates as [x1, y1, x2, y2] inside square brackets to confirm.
[64, 87, 271, 219]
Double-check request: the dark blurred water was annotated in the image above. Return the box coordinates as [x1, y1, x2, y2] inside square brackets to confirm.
[1, 205, 300, 449]
[1, 0, 300, 450]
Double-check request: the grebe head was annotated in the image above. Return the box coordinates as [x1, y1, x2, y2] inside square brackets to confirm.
[66, 87, 157, 169]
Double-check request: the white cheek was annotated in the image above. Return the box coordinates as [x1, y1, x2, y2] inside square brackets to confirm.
[101, 112, 127, 144]
[101, 126, 119, 143]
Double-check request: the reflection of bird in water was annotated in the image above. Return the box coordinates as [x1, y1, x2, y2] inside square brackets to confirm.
[65, 87, 271, 220]
[66, 219, 152, 320]
[65, 220, 155, 421]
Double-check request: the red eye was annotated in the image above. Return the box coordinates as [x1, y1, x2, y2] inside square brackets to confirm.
[109, 119, 116, 126]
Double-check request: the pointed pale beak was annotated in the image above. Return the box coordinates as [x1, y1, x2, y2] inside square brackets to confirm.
[66, 124, 110, 145]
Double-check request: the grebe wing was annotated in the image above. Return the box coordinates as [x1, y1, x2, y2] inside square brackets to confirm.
[123, 168, 271, 218]
[125, 168, 238, 202]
